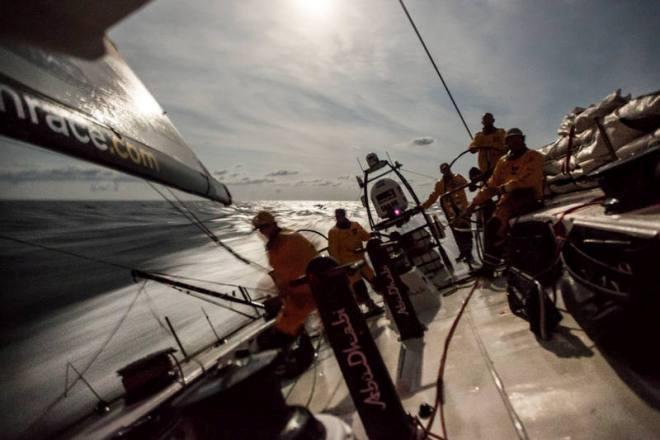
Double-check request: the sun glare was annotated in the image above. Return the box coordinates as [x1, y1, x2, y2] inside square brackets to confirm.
[297, 0, 333, 18]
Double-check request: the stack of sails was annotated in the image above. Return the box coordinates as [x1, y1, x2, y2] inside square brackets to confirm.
[537, 89, 660, 195]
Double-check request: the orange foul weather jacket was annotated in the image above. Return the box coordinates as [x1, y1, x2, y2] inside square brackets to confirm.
[472, 149, 545, 234]
[267, 231, 318, 336]
[328, 221, 375, 284]
[469, 128, 507, 174]
[421, 174, 469, 224]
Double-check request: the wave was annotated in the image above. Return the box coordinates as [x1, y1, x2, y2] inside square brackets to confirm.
[0, 199, 454, 439]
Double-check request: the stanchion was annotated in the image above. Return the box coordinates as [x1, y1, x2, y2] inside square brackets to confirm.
[305, 257, 417, 439]
[366, 239, 425, 340]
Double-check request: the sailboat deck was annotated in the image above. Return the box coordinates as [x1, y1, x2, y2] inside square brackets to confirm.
[517, 187, 660, 238]
[285, 283, 660, 439]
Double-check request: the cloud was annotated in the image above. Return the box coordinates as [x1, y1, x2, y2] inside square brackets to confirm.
[266, 170, 299, 177]
[226, 177, 276, 185]
[337, 175, 352, 180]
[90, 182, 120, 192]
[213, 169, 228, 176]
[93, 0, 660, 202]
[411, 137, 435, 146]
[0, 167, 138, 183]
[295, 178, 341, 187]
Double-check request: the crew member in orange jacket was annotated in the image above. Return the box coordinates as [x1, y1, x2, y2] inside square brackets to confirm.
[422, 163, 473, 263]
[252, 211, 317, 338]
[328, 209, 383, 318]
[466, 128, 544, 276]
[469, 113, 507, 177]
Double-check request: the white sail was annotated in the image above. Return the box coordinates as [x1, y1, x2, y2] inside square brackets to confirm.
[0, 2, 231, 204]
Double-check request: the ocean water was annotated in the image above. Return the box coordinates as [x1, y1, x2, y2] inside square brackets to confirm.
[0, 200, 457, 439]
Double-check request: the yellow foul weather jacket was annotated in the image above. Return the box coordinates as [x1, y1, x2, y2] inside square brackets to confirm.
[328, 221, 375, 283]
[421, 174, 469, 221]
[469, 128, 507, 174]
[267, 231, 318, 335]
[472, 149, 544, 234]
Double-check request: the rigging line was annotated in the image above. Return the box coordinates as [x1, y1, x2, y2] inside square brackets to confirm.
[284, 332, 325, 404]
[148, 182, 226, 253]
[284, 375, 300, 400]
[151, 272, 276, 294]
[148, 182, 269, 272]
[304, 333, 326, 408]
[295, 228, 329, 241]
[214, 237, 269, 271]
[142, 285, 170, 334]
[0, 233, 274, 296]
[560, 253, 629, 298]
[22, 281, 147, 438]
[132, 270, 266, 310]
[401, 168, 437, 180]
[166, 187, 270, 271]
[565, 241, 631, 275]
[397, 0, 473, 140]
[148, 182, 216, 241]
[448, 150, 470, 169]
[165, 187, 219, 238]
[169, 285, 258, 319]
[0, 233, 133, 272]
[159, 184, 269, 272]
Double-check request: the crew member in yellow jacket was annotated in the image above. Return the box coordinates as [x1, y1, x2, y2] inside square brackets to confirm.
[422, 163, 473, 263]
[466, 128, 544, 277]
[469, 113, 507, 177]
[328, 209, 384, 318]
[252, 211, 317, 338]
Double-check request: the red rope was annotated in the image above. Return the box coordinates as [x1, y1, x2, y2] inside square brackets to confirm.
[422, 280, 480, 440]
[420, 197, 603, 439]
[552, 196, 605, 255]
[562, 125, 576, 176]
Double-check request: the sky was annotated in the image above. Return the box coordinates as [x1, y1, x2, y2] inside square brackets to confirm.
[1, 0, 658, 201]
